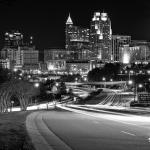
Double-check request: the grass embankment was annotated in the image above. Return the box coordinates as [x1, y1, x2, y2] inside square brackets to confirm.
[0, 111, 35, 150]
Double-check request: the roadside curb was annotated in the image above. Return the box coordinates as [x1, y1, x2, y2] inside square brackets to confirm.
[26, 112, 53, 150]
[26, 111, 73, 150]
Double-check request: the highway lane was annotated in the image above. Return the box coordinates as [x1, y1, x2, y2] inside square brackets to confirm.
[27, 108, 150, 150]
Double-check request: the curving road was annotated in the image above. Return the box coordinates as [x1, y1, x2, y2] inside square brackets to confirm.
[26, 107, 150, 150]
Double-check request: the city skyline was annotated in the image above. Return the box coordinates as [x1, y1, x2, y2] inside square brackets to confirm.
[0, 0, 150, 50]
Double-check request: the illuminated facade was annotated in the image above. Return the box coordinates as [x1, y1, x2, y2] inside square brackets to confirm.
[44, 49, 70, 62]
[44, 49, 67, 73]
[120, 41, 150, 64]
[90, 12, 112, 62]
[39, 62, 48, 72]
[0, 46, 39, 70]
[22, 46, 39, 66]
[46, 60, 66, 72]
[66, 60, 91, 75]
[0, 47, 17, 69]
[4, 30, 24, 48]
[112, 35, 131, 62]
[0, 59, 10, 69]
[0, 30, 38, 71]
[65, 14, 91, 60]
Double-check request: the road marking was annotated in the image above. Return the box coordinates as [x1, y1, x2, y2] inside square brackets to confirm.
[121, 131, 136, 136]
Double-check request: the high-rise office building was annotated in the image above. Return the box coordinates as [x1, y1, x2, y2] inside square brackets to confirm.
[90, 12, 112, 62]
[44, 49, 68, 62]
[22, 46, 39, 65]
[4, 30, 24, 48]
[0, 45, 39, 70]
[18, 46, 39, 70]
[65, 14, 91, 60]
[0, 47, 18, 69]
[112, 35, 131, 62]
[65, 14, 73, 51]
[1, 30, 39, 70]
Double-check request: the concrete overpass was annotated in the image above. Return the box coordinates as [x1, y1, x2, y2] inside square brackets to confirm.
[65, 81, 127, 86]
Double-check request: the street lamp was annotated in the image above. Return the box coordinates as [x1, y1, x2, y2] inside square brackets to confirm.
[138, 83, 147, 92]
[11, 101, 14, 112]
[55, 82, 59, 87]
[134, 84, 144, 102]
[138, 84, 143, 88]
[75, 78, 78, 83]
[102, 77, 106, 81]
[52, 83, 59, 109]
[34, 83, 40, 88]
[28, 75, 31, 79]
[102, 77, 106, 88]
[83, 77, 87, 82]
[128, 80, 133, 85]
[13, 68, 17, 72]
[66, 88, 69, 93]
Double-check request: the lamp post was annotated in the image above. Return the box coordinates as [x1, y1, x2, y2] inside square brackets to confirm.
[128, 80, 133, 85]
[11, 101, 14, 112]
[34, 82, 40, 104]
[134, 83, 137, 102]
[75, 78, 78, 83]
[52, 83, 58, 109]
[102, 77, 106, 88]
[34, 82, 40, 88]
[134, 84, 143, 102]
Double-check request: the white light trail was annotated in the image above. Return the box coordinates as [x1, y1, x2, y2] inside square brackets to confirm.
[121, 131, 136, 136]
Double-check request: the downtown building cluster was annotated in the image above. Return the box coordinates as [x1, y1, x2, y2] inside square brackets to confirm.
[45, 12, 150, 75]
[1, 12, 150, 76]
[0, 30, 39, 73]
[64, 12, 150, 64]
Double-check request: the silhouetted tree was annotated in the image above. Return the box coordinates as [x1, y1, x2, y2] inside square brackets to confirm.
[87, 63, 122, 82]
[0, 79, 40, 112]
[0, 67, 10, 84]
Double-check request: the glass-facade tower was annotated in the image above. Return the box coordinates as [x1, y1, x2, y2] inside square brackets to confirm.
[90, 12, 112, 62]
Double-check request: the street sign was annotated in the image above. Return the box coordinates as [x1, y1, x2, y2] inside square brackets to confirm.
[138, 93, 150, 104]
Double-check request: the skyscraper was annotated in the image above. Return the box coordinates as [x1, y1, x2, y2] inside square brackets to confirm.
[65, 14, 91, 60]
[4, 30, 24, 48]
[1, 30, 39, 70]
[65, 14, 73, 51]
[90, 12, 112, 62]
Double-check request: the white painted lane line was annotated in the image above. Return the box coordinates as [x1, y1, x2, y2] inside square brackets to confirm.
[121, 131, 136, 136]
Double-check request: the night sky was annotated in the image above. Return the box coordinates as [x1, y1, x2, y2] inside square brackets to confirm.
[0, 0, 150, 51]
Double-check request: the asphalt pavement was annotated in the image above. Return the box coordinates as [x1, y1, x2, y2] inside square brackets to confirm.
[26, 106, 150, 150]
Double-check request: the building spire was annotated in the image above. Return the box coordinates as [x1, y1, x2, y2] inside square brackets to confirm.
[66, 13, 73, 25]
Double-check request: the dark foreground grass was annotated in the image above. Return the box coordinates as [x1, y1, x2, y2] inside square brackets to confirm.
[0, 111, 35, 150]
